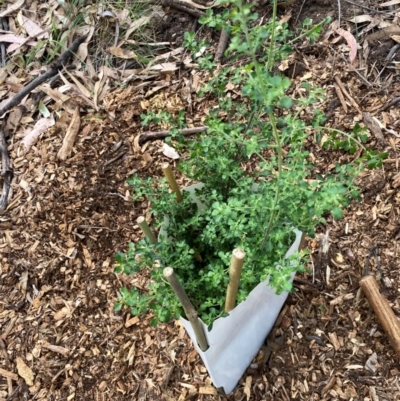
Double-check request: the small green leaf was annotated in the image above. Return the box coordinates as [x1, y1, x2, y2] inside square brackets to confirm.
[280, 96, 292, 109]
[38, 101, 50, 118]
[331, 207, 343, 220]
[115, 252, 125, 263]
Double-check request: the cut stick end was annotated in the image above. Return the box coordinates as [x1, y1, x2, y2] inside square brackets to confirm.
[232, 248, 245, 260]
[163, 267, 173, 278]
[161, 162, 170, 170]
[136, 216, 145, 224]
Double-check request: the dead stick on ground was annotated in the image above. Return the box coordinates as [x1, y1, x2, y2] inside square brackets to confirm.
[360, 274, 400, 358]
[215, 29, 230, 62]
[334, 83, 348, 113]
[159, 0, 206, 18]
[0, 126, 12, 212]
[224, 249, 245, 313]
[379, 96, 400, 112]
[334, 76, 362, 115]
[139, 126, 208, 145]
[163, 267, 209, 351]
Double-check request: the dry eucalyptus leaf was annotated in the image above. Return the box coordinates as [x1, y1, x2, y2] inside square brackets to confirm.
[379, 0, 400, 6]
[391, 35, 400, 43]
[18, 15, 48, 39]
[107, 46, 137, 59]
[348, 15, 373, 24]
[336, 28, 358, 63]
[0, 0, 25, 17]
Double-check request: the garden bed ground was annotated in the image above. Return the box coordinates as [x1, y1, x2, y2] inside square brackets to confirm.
[0, 0, 400, 400]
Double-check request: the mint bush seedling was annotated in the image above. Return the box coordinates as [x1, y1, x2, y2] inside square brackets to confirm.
[115, 0, 375, 326]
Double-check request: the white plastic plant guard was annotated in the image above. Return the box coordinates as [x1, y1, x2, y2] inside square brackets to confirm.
[161, 183, 303, 394]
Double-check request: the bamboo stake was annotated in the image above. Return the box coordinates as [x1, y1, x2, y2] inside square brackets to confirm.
[224, 248, 246, 313]
[163, 267, 208, 351]
[136, 216, 157, 244]
[162, 163, 183, 203]
[360, 274, 400, 358]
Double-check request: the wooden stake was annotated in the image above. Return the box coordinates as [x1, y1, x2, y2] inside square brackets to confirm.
[163, 267, 208, 351]
[162, 163, 183, 203]
[360, 274, 400, 358]
[136, 216, 157, 244]
[224, 249, 246, 313]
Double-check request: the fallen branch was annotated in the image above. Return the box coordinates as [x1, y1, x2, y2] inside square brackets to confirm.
[379, 97, 400, 113]
[0, 18, 9, 67]
[139, 126, 208, 145]
[0, 126, 12, 213]
[159, 0, 206, 18]
[0, 36, 86, 117]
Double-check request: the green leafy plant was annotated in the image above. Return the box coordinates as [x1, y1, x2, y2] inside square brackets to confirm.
[115, 0, 376, 326]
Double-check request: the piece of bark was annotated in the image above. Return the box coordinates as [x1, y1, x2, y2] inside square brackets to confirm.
[57, 106, 81, 160]
[41, 341, 71, 357]
[0, 367, 18, 381]
[363, 112, 386, 144]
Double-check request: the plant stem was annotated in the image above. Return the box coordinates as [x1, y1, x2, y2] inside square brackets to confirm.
[287, 18, 328, 45]
[314, 126, 368, 151]
[261, 112, 282, 249]
[267, 0, 278, 72]
[238, 0, 283, 249]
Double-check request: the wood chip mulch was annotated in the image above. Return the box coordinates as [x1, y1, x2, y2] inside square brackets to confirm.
[1, 3, 400, 401]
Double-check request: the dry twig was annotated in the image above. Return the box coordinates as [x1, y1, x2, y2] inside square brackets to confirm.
[334, 76, 362, 115]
